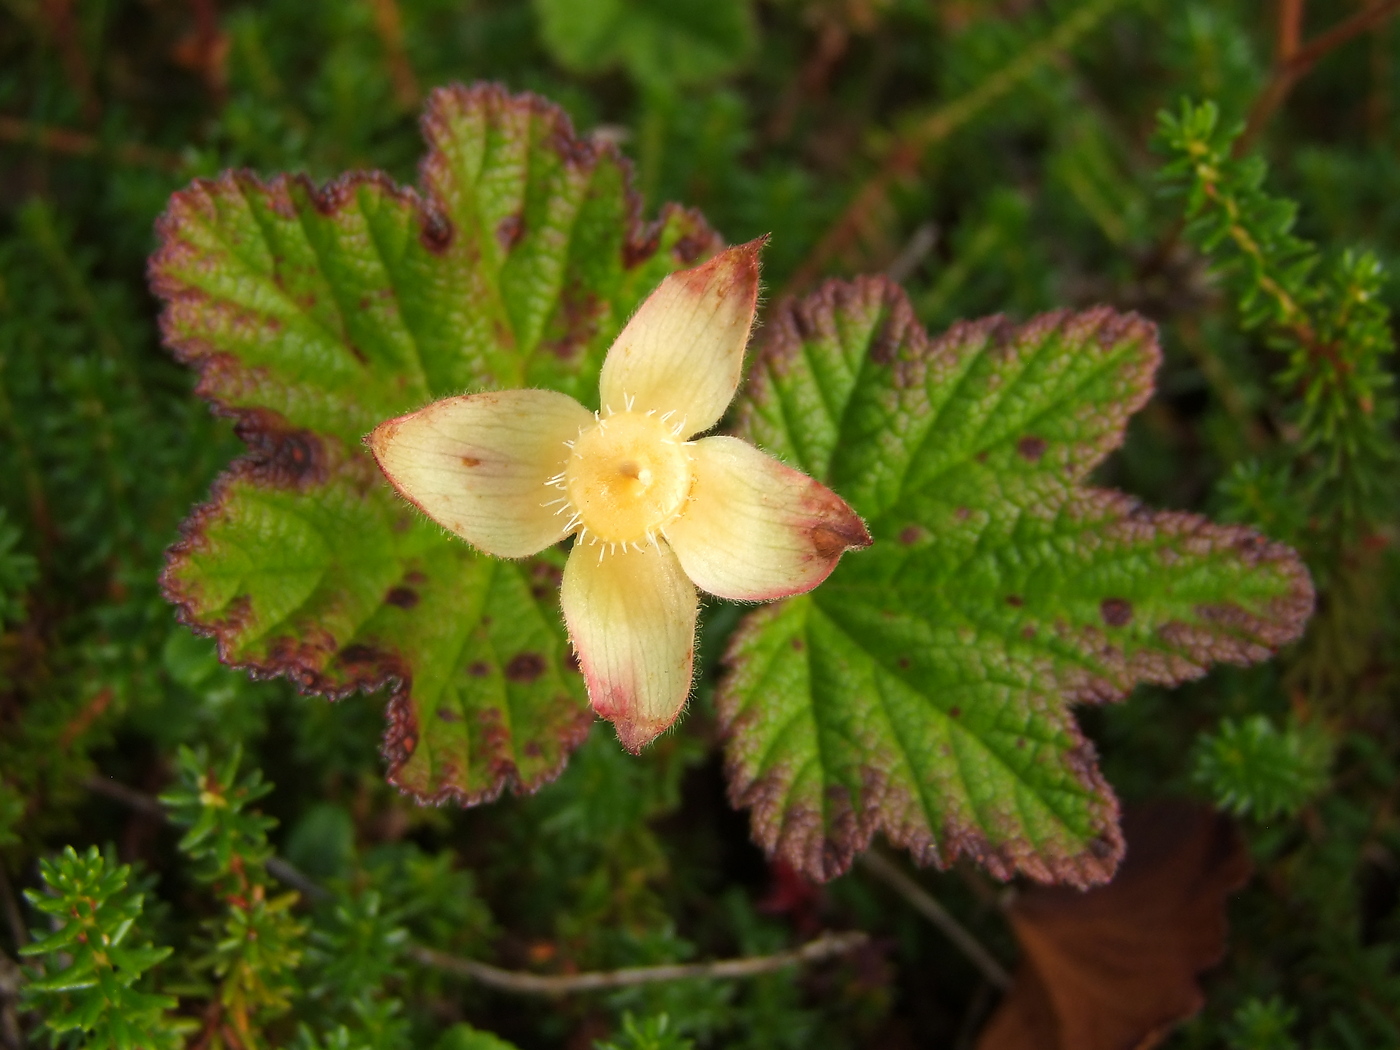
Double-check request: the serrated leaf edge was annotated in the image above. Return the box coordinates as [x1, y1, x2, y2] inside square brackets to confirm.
[153, 82, 719, 805]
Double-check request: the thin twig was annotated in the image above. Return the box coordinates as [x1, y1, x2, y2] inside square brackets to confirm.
[266, 858, 330, 902]
[408, 931, 869, 996]
[785, 0, 1127, 294]
[858, 852, 1011, 989]
[85, 775, 165, 820]
[885, 222, 939, 285]
[1275, 0, 1305, 64]
[0, 115, 182, 170]
[85, 775, 329, 900]
[1239, 0, 1400, 153]
[86, 775, 867, 992]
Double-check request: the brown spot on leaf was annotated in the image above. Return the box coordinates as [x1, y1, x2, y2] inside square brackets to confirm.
[385, 586, 419, 609]
[419, 209, 453, 252]
[976, 802, 1251, 1050]
[869, 318, 900, 365]
[948, 706, 961, 718]
[672, 232, 709, 264]
[1016, 436, 1047, 462]
[899, 525, 922, 545]
[975, 450, 989, 464]
[1006, 595, 1024, 607]
[437, 706, 462, 722]
[791, 637, 805, 651]
[339, 644, 380, 664]
[1100, 598, 1133, 627]
[460, 455, 481, 467]
[505, 652, 546, 683]
[468, 661, 490, 677]
[233, 411, 326, 489]
[496, 213, 524, 251]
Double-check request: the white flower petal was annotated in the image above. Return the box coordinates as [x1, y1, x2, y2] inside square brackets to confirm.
[664, 436, 870, 601]
[368, 389, 592, 559]
[598, 239, 764, 437]
[561, 541, 698, 752]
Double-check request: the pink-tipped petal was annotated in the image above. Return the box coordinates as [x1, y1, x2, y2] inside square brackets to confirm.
[368, 389, 592, 559]
[560, 541, 698, 752]
[664, 436, 871, 602]
[598, 238, 765, 437]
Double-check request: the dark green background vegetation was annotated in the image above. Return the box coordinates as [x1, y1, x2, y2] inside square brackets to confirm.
[1, 0, 1399, 1047]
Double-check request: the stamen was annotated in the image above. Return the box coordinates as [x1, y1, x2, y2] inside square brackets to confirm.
[624, 392, 636, 411]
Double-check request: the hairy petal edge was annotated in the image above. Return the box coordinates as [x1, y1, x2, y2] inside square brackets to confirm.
[598, 238, 765, 436]
[665, 436, 870, 601]
[560, 541, 698, 752]
[368, 389, 592, 559]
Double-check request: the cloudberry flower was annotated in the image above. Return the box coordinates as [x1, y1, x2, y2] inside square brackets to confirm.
[368, 240, 870, 751]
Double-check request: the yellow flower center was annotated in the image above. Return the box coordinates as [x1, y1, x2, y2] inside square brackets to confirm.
[564, 411, 692, 545]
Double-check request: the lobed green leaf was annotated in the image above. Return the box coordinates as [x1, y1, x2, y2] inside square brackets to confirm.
[722, 278, 1313, 885]
[153, 84, 719, 804]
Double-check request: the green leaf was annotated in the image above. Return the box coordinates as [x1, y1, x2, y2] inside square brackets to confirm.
[153, 84, 719, 804]
[436, 1024, 523, 1050]
[533, 0, 756, 92]
[721, 278, 1313, 885]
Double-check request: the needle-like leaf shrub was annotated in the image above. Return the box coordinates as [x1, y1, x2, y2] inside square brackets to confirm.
[20, 847, 186, 1050]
